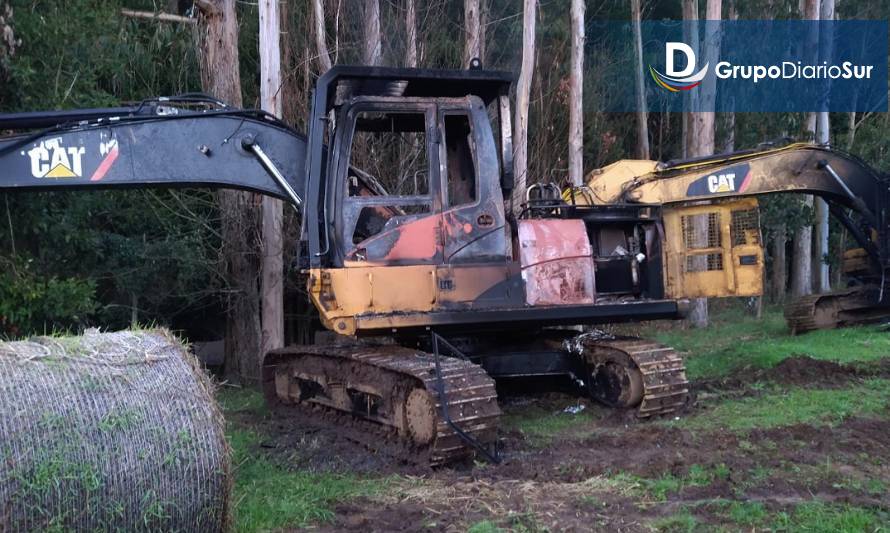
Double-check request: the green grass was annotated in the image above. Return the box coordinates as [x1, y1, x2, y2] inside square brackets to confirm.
[725, 501, 767, 526]
[643, 306, 890, 380]
[772, 502, 889, 532]
[216, 387, 268, 415]
[610, 464, 730, 502]
[677, 378, 890, 432]
[651, 511, 700, 532]
[467, 520, 504, 533]
[218, 388, 388, 532]
[501, 404, 595, 444]
[229, 429, 383, 531]
[652, 501, 888, 532]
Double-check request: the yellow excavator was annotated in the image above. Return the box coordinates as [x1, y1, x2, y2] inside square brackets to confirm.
[1, 67, 887, 466]
[565, 142, 889, 334]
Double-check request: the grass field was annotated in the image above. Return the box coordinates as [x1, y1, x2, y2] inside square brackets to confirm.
[641, 303, 890, 379]
[220, 305, 890, 532]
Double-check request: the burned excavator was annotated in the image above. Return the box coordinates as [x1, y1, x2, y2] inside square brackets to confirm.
[0, 66, 886, 465]
[566, 143, 890, 334]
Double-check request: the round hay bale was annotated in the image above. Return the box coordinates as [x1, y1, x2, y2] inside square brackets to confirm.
[0, 329, 230, 532]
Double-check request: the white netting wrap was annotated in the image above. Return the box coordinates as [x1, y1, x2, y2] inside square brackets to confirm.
[0, 329, 230, 532]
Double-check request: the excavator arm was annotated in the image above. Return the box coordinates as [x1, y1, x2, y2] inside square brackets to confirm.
[582, 144, 880, 220]
[0, 97, 308, 205]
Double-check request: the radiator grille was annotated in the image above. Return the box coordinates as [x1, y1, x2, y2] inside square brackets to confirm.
[731, 209, 760, 246]
[681, 212, 721, 249]
[686, 253, 724, 272]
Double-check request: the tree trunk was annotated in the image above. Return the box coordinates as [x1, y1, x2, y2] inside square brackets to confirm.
[792, 0, 819, 298]
[681, 0, 700, 159]
[684, 0, 720, 328]
[311, 0, 332, 72]
[722, 0, 737, 153]
[363, 0, 381, 66]
[790, 199, 814, 297]
[772, 224, 787, 302]
[464, 0, 482, 67]
[722, 112, 735, 153]
[197, 0, 262, 383]
[258, 0, 284, 357]
[406, 0, 418, 68]
[479, 1, 488, 65]
[814, 0, 833, 292]
[513, 0, 537, 212]
[631, 0, 649, 160]
[835, 110, 856, 286]
[814, 198, 830, 291]
[568, 0, 584, 185]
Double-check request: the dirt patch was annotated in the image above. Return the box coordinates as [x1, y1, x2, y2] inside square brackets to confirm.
[322, 498, 432, 533]
[318, 479, 650, 532]
[491, 413, 890, 483]
[229, 407, 432, 476]
[697, 355, 890, 394]
[310, 415, 890, 531]
[767, 356, 863, 385]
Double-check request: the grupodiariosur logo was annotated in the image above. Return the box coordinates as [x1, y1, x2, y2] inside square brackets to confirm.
[649, 42, 709, 92]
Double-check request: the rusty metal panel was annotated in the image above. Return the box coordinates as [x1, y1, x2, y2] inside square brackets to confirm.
[518, 219, 596, 306]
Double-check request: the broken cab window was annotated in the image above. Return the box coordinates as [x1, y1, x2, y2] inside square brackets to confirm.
[443, 113, 477, 208]
[352, 204, 431, 245]
[348, 111, 429, 197]
[346, 110, 433, 247]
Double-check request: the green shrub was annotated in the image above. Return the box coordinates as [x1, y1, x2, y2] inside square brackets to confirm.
[0, 259, 96, 336]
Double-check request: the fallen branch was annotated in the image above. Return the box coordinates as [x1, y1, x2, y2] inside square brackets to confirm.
[120, 8, 196, 24]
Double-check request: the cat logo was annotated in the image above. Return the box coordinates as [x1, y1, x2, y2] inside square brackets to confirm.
[707, 172, 736, 193]
[685, 163, 751, 197]
[26, 138, 86, 179]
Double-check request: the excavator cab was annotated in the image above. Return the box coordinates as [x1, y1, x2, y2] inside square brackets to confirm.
[334, 96, 508, 267]
[302, 67, 540, 334]
[302, 67, 689, 337]
[304, 67, 515, 269]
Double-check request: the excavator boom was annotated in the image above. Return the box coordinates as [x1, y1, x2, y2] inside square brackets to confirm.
[0, 98, 308, 203]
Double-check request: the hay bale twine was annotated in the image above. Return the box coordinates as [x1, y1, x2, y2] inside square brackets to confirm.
[0, 329, 230, 532]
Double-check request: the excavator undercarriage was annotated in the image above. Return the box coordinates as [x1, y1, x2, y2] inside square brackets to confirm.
[263, 332, 690, 465]
[784, 285, 888, 334]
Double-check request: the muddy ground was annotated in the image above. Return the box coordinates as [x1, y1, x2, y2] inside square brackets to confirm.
[230, 355, 890, 531]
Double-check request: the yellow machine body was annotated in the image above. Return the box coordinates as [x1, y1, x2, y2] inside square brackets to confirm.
[662, 199, 764, 298]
